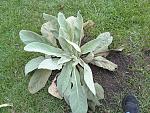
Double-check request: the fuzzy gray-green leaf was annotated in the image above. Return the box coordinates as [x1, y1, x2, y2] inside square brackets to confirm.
[58, 28, 72, 52]
[63, 84, 72, 105]
[25, 56, 44, 76]
[38, 58, 62, 70]
[65, 38, 81, 52]
[58, 12, 67, 29]
[74, 11, 84, 44]
[43, 13, 59, 40]
[19, 30, 45, 45]
[81, 32, 113, 54]
[83, 62, 96, 95]
[57, 62, 73, 96]
[69, 67, 88, 113]
[24, 42, 66, 57]
[58, 13, 73, 41]
[93, 46, 109, 55]
[28, 69, 52, 94]
[41, 22, 58, 46]
[43, 13, 59, 27]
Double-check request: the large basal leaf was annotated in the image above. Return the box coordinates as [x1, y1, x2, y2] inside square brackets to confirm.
[24, 42, 66, 57]
[65, 12, 84, 45]
[66, 15, 80, 44]
[63, 83, 72, 105]
[57, 62, 72, 96]
[58, 13, 80, 52]
[83, 61, 96, 95]
[19, 30, 46, 45]
[28, 69, 52, 94]
[81, 32, 113, 54]
[69, 67, 88, 113]
[57, 12, 67, 29]
[42, 13, 59, 39]
[48, 76, 62, 99]
[58, 12, 73, 41]
[91, 56, 117, 71]
[25, 56, 44, 76]
[41, 22, 58, 46]
[38, 58, 62, 70]
[93, 46, 109, 55]
[95, 32, 112, 47]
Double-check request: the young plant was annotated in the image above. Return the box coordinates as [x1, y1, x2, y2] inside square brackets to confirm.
[19, 12, 118, 113]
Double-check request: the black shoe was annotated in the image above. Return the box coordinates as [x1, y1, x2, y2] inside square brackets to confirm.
[122, 95, 140, 113]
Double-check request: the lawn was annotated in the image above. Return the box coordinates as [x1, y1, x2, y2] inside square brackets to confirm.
[0, 0, 149, 113]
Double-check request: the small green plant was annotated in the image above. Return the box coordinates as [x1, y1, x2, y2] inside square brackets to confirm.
[19, 12, 118, 113]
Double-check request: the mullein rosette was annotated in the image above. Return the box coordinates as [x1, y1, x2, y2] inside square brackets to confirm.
[19, 12, 119, 113]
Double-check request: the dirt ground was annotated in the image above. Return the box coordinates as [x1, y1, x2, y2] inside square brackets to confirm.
[90, 52, 135, 110]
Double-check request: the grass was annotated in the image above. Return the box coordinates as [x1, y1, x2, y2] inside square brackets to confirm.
[0, 0, 149, 113]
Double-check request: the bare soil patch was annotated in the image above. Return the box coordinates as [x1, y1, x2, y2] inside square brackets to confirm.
[90, 52, 134, 109]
